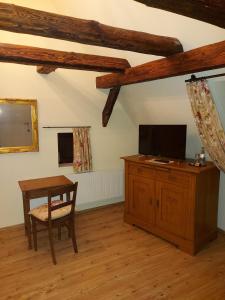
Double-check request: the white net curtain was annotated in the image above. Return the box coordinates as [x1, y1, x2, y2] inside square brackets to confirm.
[186, 79, 225, 172]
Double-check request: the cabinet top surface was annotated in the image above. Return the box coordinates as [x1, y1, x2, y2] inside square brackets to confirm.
[122, 155, 218, 174]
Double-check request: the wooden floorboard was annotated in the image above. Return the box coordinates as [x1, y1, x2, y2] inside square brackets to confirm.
[0, 203, 225, 300]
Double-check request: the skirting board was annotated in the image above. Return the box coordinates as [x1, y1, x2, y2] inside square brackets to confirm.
[0, 199, 124, 231]
[76, 197, 124, 212]
[218, 228, 225, 235]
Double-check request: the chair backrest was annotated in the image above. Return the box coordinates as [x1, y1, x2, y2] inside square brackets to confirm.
[47, 182, 78, 220]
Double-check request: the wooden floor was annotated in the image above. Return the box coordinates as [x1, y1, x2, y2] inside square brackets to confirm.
[0, 203, 225, 300]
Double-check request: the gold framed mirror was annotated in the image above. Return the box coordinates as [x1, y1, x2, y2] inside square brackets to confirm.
[0, 99, 39, 153]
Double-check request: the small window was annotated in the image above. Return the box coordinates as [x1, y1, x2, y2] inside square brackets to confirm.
[57, 133, 73, 165]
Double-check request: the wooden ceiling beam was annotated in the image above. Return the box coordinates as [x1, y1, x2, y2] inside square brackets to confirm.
[102, 87, 121, 127]
[0, 2, 183, 56]
[0, 42, 130, 73]
[134, 0, 225, 29]
[96, 40, 225, 88]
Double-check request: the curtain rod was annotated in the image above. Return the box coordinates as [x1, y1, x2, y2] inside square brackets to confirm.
[185, 72, 225, 83]
[43, 126, 91, 128]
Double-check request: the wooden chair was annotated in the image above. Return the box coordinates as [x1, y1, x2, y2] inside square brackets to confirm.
[29, 182, 78, 264]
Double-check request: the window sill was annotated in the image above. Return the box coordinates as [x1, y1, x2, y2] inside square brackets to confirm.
[58, 163, 73, 168]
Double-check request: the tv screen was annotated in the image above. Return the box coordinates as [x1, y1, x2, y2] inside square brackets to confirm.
[139, 125, 187, 160]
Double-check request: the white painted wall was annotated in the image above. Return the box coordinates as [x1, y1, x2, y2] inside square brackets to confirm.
[0, 0, 225, 229]
[0, 0, 139, 228]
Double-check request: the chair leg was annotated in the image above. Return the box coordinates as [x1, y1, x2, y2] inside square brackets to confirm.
[48, 226, 57, 265]
[70, 217, 78, 253]
[58, 225, 61, 240]
[26, 213, 32, 250]
[67, 223, 71, 238]
[32, 217, 38, 251]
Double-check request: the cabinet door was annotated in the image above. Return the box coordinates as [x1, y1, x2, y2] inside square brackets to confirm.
[156, 182, 192, 239]
[128, 175, 155, 226]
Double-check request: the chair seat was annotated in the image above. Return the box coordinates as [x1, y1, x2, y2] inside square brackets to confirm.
[29, 200, 72, 221]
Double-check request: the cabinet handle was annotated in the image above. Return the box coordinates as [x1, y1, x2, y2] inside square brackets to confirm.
[156, 200, 159, 208]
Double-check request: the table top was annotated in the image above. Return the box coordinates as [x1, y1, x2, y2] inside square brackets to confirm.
[18, 175, 73, 192]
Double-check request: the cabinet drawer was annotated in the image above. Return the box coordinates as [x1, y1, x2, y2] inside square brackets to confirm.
[128, 163, 155, 179]
[155, 168, 190, 187]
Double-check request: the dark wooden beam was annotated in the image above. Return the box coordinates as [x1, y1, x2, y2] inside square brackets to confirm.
[0, 2, 183, 56]
[134, 0, 225, 29]
[96, 40, 225, 88]
[102, 87, 121, 127]
[37, 66, 57, 74]
[0, 42, 130, 73]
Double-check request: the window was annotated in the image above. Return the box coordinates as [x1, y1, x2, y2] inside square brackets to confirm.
[57, 133, 73, 165]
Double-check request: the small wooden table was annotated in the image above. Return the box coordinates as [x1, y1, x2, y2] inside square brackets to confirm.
[18, 175, 73, 249]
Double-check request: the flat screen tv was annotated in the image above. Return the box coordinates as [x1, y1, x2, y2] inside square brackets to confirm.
[139, 125, 187, 160]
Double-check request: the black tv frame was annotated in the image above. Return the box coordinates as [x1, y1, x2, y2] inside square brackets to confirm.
[139, 124, 187, 160]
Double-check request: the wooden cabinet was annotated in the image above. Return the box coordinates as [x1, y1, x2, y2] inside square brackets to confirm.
[128, 175, 155, 226]
[123, 155, 220, 255]
[156, 181, 191, 239]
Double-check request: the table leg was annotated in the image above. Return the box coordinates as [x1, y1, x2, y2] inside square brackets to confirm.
[23, 193, 32, 249]
[22, 193, 27, 235]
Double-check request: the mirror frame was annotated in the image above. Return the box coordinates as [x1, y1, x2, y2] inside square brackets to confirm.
[0, 99, 39, 154]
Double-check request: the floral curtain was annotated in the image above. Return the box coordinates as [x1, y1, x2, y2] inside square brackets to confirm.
[186, 79, 225, 172]
[73, 127, 92, 173]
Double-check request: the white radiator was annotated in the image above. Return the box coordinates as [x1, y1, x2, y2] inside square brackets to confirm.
[67, 169, 124, 210]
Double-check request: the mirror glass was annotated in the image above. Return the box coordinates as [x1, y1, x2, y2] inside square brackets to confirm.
[0, 99, 39, 153]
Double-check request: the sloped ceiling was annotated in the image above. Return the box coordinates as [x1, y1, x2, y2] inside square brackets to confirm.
[1, 0, 224, 130]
